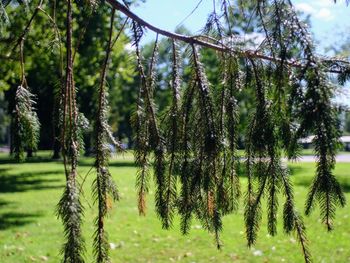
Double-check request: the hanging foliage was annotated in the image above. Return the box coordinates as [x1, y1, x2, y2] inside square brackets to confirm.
[124, 0, 347, 260]
[162, 40, 181, 229]
[11, 11, 40, 162]
[12, 82, 40, 162]
[92, 8, 121, 263]
[3, 0, 350, 262]
[56, 0, 85, 261]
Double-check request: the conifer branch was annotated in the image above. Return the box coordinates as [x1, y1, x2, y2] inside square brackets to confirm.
[190, 44, 223, 249]
[5, 0, 349, 261]
[178, 80, 196, 235]
[57, 0, 85, 261]
[222, 55, 241, 213]
[106, 0, 350, 74]
[93, 8, 120, 263]
[12, 37, 40, 162]
[281, 170, 312, 263]
[162, 40, 181, 229]
[132, 21, 150, 216]
[293, 67, 347, 230]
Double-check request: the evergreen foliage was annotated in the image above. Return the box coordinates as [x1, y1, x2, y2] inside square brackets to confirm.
[12, 41, 40, 162]
[12, 83, 40, 161]
[93, 8, 121, 262]
[56, 0, 85, 261]
[2, 0, 350, 262]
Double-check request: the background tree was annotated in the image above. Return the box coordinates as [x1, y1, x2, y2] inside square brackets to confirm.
[0, 90, 9, 145]
[0, 1, 136, 157]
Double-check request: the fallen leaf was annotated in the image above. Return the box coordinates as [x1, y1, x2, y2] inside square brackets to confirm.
[253, 250, 263, 256]
[39, 255, 49, 261]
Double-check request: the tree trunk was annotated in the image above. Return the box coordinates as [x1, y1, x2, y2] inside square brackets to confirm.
[27, 148, 33, 158]
[52, 138, 61, 159]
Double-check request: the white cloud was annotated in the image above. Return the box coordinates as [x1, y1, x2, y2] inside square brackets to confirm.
[314, 0, 333, 7]
[316, 0, 348, 7]
[295, 3, 315, 14]
[315, 8, 334, 21]
[232, 32, 265, 49]
[294, 1, 334, 21]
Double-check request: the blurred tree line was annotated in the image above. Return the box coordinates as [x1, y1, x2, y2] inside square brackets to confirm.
[1, 1, 349, 154]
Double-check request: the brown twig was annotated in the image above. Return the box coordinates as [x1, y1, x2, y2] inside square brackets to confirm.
[10, 0, 44, 55]
[111, 17, 129, 49]
[37, 7, 64, 77]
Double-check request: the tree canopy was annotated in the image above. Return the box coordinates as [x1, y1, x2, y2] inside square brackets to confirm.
[1, 0, 350, 262]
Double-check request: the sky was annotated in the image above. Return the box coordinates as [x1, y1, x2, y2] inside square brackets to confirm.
[132, 0, 350, 106]
[133, 0, 350, 54]
[293, 0, 350, 53]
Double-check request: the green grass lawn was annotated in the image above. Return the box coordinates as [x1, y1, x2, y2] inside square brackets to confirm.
[0, 152, 349, 263]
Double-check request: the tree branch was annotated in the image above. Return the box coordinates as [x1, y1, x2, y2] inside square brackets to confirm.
[106, 0, 350, 74]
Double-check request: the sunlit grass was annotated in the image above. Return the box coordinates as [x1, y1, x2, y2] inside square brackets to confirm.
[0, 152, 349, 262]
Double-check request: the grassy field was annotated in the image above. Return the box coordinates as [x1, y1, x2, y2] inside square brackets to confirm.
[0, 152, 349, 263]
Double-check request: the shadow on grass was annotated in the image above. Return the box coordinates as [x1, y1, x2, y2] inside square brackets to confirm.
[105, 161, 136, 168]
[339, 182, 350, 192]
[0, 169, 52, 230]
[0, 199, 12, 207]
[0, 211, 43, 230]
[0, 199, 43, 230]
[0, 169, 64, 193]
[78, 160, 136, 168]
[288, 165, 305, 175]
[0, 154, 62, 165]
